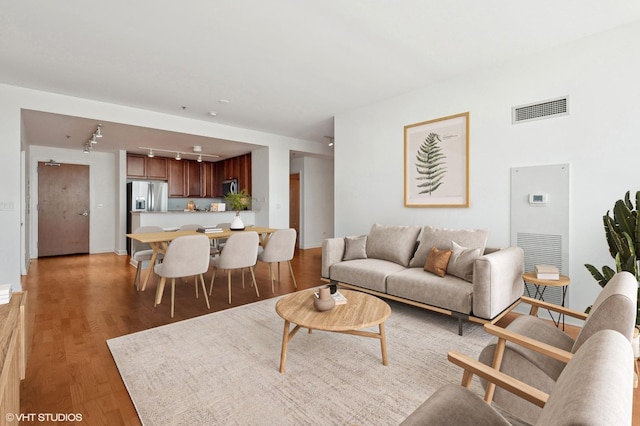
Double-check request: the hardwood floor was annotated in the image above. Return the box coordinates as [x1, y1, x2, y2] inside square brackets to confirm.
[19, 249, 639, 424]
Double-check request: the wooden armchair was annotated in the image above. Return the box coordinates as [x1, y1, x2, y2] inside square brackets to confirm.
[478, 271, 637, 423]
[401, 329, 633, 425]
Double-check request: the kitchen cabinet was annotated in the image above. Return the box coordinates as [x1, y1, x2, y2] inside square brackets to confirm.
[221, 153, 252, 194]
[167, 159, 186, 197]
[166, 154, 251, 198]
[146, 157, 168, 180]
[186, 161, 204, 197]
[126, 154, 146, 178]
[126, 154, 168, 180]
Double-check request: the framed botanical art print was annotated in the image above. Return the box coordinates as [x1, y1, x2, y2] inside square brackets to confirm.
[404, 112, 469, 207]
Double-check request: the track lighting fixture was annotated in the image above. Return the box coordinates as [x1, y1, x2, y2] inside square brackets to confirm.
[324, 136, 334, 147]
[81, 123, 105, 153]
[138, 147, 220, 161]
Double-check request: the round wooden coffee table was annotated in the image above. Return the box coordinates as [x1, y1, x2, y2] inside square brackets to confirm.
[275, 288, 391, 373]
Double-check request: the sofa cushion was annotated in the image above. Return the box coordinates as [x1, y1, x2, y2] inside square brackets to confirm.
[387, 268, 473, 314]
[447, 241, 481, 282]
[330, 258, 406, 293]
[343, 235, 368, 261]
[424, 247, 452, 277]
[366, 224, 421, 267]
[409, 226, 489, 268]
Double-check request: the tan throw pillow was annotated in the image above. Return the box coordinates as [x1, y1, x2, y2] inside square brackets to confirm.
[343, 235, 368, 260]
[424, 247, 452, 277]
[446, 241, 481, 282]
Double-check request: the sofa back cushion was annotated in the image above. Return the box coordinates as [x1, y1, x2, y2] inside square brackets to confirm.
[409, 226, 489, 269]
[366, 224, 421, 267]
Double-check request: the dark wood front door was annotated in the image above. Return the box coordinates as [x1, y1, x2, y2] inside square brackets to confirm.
[38, 162, 90, 257]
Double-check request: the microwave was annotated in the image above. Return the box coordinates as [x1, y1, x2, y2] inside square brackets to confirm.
[222, 179, 238, 196]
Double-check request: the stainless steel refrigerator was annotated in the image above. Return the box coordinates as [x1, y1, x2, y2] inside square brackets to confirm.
[126, 181, 168, 254]
[127, 181, 168, 213]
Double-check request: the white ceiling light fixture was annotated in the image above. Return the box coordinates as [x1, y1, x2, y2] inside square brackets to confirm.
[90, 134, 98, 144]
[208, 111, 217, 117]
[95, 124, 103, 138]
[324, 136, 334, 147]
[197, 155, 202, 163]
[138, 146, 220, 161]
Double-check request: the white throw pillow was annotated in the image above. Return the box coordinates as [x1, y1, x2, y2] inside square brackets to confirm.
[446, 241, 481, 282]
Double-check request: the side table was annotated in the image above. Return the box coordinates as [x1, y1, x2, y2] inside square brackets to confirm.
[522, 272, 571, 330]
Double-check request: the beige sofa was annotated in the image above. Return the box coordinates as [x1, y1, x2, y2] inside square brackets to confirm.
[321, 224, 524, 334]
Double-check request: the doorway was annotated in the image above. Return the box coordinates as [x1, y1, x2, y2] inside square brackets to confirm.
[38, 162, 90, 256]
[289, 173, 300, 247]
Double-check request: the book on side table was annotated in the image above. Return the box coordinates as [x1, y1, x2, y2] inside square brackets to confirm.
[535, 264, 560, 280]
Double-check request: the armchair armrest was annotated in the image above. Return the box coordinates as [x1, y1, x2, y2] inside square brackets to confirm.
[447, 350, 549, 408]
[519, 296, 589, 321]
[321, 237, 346, 279]
[484, 323, 573, 364]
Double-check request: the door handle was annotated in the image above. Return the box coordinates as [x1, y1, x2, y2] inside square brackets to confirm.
[79, 209, 89, 216]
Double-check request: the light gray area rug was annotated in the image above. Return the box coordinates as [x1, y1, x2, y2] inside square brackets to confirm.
[107, 296, 494, 425]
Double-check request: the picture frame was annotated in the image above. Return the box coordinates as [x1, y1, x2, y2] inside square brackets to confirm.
[404, 112, 469, 207]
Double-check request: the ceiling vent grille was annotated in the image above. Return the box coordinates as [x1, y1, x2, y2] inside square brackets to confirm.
[512, 96, 569, 124]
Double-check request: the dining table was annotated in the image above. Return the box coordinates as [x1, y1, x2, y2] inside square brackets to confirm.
[126, 226, 279, 291]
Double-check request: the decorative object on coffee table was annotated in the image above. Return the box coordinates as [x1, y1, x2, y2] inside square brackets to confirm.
[313, 286, 335, 312]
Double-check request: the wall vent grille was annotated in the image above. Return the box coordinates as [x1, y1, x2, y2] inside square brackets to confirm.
[517, 232, 563, 306]
[512, 96, 568, 124]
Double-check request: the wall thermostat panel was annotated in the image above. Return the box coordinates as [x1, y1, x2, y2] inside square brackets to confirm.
[528, 193, 548, 205]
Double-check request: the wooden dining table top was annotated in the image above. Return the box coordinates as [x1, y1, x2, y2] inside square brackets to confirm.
[126, 226, 278, 243]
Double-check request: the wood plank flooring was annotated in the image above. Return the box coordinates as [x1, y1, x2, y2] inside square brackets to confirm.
[19, 249, 640, 424]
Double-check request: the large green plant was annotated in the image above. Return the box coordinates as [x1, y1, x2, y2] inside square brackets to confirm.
[584, 190, 640, 323]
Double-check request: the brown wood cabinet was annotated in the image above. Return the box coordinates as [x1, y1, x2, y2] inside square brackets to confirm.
[126, 154, 168, 180]
[186, 161, 204, 197]
[164, 153, 251, 198]
[0, 292, 27, 426]
[167, 159, 186, 197]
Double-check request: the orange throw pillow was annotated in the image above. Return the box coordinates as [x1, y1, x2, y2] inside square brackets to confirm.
[424, 247, 452, 277]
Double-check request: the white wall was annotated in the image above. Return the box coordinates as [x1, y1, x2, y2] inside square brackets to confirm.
[334, 21, 640, 313]
[299, 156, 334, 248]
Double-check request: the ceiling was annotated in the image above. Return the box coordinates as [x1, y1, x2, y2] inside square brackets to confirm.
[3, 1, 640, 160]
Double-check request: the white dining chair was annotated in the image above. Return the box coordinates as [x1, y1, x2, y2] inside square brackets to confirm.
[209, 231, 260, 304]
[153, 234, 211, 318]
[257, 228, 298, 292]
[131, 226, 164, 291]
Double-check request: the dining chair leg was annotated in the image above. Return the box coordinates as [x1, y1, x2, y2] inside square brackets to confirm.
[249, 266, 260, 297]
[154, 276, 167, 307]
[241, 268, 245, 288]
[134, 263, 143, 291]
[269, 263, 275, 293]
[170, 278, 176, 318]
[195, 276, 199, 298]
[227, 270, 232, 304]
[287, 260, 297, 288]
[209, 268, 217, 296]
[199, 274, 210, 309]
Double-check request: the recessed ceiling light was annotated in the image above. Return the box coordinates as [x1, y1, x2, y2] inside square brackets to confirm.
[208, 111, 217, 117]
[218, 99, 230, 104]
